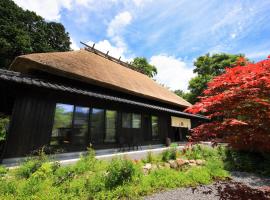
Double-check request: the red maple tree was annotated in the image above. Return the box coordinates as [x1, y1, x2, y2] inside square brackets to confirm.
[186, 56, 270, 152]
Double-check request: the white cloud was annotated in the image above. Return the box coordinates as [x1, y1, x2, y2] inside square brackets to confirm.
[13, 0, 72, 21]
[107, 11, 132, 49]
[86, 40, 131, 61]
[107, 11, 132, 37]
[84, 11, 134, 62]
[70, 38, 80, 50]
[76, 0, 93, 7]
[230, 33, 237, 39]
[246, 51, 270, 59]
[132, 0, 150, 7]
[150, 55, 195, 91]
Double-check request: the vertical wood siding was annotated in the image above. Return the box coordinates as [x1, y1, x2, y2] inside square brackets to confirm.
[4, 95, 55, 157]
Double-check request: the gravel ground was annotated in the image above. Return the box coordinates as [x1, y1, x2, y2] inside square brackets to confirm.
[230, 171, 270, 189]
[144, 172, 270, 200]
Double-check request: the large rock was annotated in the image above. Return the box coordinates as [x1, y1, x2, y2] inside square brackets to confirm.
[168, 160, 178, 169]
[158, 164, 164, 169]
[196, 159, 206, 165]
[163, 163, 170, 169]
[143, 163, 152, 170]
[188, 163, 197, 167]
[176, 158, 188, 167]
[151, 164, 158, 171]
[189, 159, 196, 164]
[142, 163, 152, 175]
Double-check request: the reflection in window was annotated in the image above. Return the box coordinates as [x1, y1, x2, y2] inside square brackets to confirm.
[73, 106, 89, 145]
[105, 110, 117, 143]
[51, 104, 74, 146]
[122, 113, 132, 128]
[91, 108, 104, 144]
[151, 116, 159, 140]
[132, 113, 141, 128]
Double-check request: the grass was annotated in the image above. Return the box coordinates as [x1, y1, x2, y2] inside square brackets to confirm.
[0, 145, 230, 200]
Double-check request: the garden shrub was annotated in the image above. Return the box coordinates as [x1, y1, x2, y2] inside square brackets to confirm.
[53, 165, 75, 186]
[16, 159, 44, 179]
[224, 149, 270, 176]
[105, 158, 141, 189]
[0, 165, 8, 177]
[144, 168, 183, 189]
[73, 147, 97, 174]
[183, 144, 220, 160]
[145, 151, 154, 163]
[225, 150, 254, 171]
[161, 144, 178, 162]
[63, 177, 88, 198]
[205, 158, 229, 179]
[186, 166, 211, 185]
[0, 179, 16, 195]
[19, 178, 59, 200]
[31, 162, 54, 180]
[161, 149, 170, 162]
[85, 173, 106, 197]
[15, 149, 48, 179]
[169, 143, 178, 160]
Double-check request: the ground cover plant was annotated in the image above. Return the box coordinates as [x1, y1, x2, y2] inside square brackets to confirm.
[0, 145, 229, 200]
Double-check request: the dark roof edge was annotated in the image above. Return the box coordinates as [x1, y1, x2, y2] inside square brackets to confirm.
[0, 69, 208, 120]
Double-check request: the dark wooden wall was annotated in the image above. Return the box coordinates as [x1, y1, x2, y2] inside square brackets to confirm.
[4, 94, 55, 158]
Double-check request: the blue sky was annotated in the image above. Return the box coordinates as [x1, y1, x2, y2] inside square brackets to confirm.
[14, 0, 270, 91]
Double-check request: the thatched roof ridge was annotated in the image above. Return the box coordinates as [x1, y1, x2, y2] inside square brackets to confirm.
[10, 50, 192, 108]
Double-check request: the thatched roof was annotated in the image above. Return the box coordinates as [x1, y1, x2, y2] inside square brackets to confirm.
[10, 50, 191, 108]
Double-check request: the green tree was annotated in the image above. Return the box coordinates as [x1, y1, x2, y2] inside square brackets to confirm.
[130, 57, 157, 78]
[0, 0, 71, 69]
[186, 53, 246, 104]
[174, 89, 191, 101]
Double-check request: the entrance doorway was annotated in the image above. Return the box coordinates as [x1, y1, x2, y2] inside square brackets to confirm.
[171, 127, 189, 142]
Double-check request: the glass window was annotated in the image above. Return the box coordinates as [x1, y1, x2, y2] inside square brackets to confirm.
[151, 116, 159, 140]
[105, 110, 117, 143]
[51, 104, 74, 146]
[90, 108, 104, 144]
[132, 113, 141, 128]
[122, 113, 132, 128]
[73, 106, 89, 145]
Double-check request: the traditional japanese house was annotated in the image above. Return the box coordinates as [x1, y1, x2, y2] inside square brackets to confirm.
[0, 46, 206, 159]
